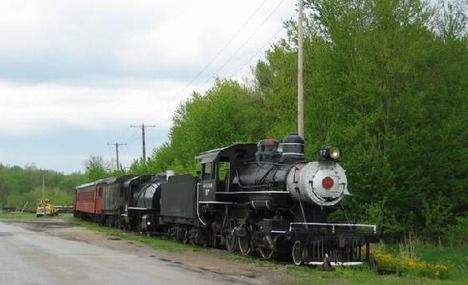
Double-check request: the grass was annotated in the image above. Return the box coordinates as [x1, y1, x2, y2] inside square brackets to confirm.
[4, 214, 466, 285]
[382, 243, 468, 281]
[287, 265, 468, 285]
[0, 212, 38, 219]
[70, 218, 468, 285]
[67, 217, 205, 251]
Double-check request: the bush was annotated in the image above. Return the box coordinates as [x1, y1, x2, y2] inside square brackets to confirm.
[373, 246, 449, 279]
[446, 214, 468, 247]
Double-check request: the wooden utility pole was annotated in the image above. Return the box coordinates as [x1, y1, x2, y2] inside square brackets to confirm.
[107, 142, 127, 171]
[298, 0, 305, 139]
[41, 173, 45, 202]
[130, 123, 156, 163]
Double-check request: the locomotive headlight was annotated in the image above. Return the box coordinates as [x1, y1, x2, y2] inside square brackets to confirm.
[318, 146, 341, 161]
[329, 147, 340, 160]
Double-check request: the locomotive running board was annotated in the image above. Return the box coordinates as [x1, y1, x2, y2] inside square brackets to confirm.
[305, 261, 364, 267]
[289, 222, 377, 234]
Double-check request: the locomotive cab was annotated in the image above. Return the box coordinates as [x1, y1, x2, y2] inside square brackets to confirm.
[196, 144, 257, 202]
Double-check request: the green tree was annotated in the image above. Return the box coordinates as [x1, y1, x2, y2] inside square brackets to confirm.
[0, 164, 87, 208]
[255, 0, 467, 241]
[134, 79, 267, 174]
[84, 155, 110, 182]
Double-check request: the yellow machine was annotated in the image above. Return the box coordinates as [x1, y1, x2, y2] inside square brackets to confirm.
[36, 199, 58, 217]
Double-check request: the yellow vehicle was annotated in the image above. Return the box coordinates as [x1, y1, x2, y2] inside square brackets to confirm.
[36, 199, 58, 217]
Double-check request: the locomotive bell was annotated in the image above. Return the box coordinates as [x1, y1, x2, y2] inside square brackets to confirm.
[255, 138, 280, 162]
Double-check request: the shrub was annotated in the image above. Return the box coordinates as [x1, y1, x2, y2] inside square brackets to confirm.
[373, 247, 449, 279]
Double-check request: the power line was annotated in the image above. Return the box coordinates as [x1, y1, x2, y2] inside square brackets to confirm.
[118, 1, 282, 133]
[109, 1, 290, 149]
[109, 1, 271, 146]
[230, 24, 286, 79]
[173, 0, 270, 98]
[205, 0, 287, 84]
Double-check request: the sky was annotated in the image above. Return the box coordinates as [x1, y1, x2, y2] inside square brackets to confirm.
[0, 0, 297, 174]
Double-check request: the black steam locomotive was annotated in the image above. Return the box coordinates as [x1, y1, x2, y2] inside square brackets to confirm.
[74, 133, 377, 265]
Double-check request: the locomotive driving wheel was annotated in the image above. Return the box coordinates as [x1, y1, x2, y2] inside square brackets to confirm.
[237, 224, 251, 255]
[224, 220, 237, 252]
[189, 228, 200, 246]
[238, 235, 251, 255]
[292, 240, 308, 265]
[259, 235, 275, 260]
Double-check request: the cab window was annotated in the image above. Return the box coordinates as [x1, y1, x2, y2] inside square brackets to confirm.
[202, 162, 215, 180]
[218, 161, 230, 181]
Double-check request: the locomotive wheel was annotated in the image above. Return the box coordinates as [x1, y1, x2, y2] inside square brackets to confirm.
[169, 228, 177, 240]
[225, 233, 237, 252]
[260, 246, 274, 259]
[259, 235, 275, 260]
[292, 240, 308, 265]
[224, 221, 237, 252]
[189, 229, 200, 246]
[182, 228, 190, 244]
[238, 235, 251, 255]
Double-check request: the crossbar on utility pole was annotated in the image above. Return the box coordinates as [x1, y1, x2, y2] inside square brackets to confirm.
[298, 0, 305, 139]
[130, 123, 156, 163]
[107, 142, 127, 171]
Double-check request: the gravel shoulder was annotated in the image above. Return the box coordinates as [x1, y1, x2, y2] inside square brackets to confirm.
[2, 216, 295, 285]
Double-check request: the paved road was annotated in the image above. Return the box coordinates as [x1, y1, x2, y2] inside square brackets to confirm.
[0, 221, 247, 285]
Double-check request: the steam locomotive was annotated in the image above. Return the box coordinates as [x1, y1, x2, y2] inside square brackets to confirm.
[74, 133, 377, 265]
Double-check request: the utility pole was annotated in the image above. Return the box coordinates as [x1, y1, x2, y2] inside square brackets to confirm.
[107, 142, 127, 171]
[298, 0, 305, 139]
[130, 123, 156, 163]
[42, 172, 45, 202]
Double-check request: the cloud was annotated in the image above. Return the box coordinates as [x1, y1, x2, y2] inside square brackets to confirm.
[0, 0, 296, 136]
[0, 80, 188, 135]
[0, 0, 296, 172]
[0, 0, 295, 82]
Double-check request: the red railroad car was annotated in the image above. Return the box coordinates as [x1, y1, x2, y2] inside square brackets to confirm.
[74, 180, 106, 219]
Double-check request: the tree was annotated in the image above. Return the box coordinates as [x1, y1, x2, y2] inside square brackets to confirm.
[255, 0, 467, 241]
[134, 79, 268, 174]
[0, 164, 86, 208]
[132, 0, 467, 243]
[84, 155, 110, 182]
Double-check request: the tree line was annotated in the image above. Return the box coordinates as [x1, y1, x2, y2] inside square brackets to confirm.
[130, 0, 467, 245]
[0, 0, 465, 245]
[0, 156, 122, 210]
[0, 164, 86, 210]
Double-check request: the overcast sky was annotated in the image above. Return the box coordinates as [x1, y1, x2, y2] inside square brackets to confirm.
[0, 0, 296, 173]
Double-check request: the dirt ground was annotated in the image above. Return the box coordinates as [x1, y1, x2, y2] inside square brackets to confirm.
[4, 217, 296, 285]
